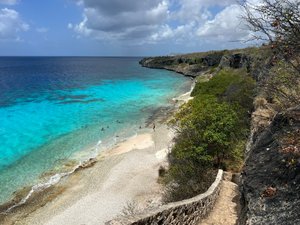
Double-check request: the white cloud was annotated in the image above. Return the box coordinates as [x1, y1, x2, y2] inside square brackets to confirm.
[72, 0, 254, 48]
[0, 8, 29, 41]
[197, 4, 250, 42]
[73, 0, 169, 41]
[149, 22, 196, 43]
[73, 0, 220, 43]
[170, 1, 203, 23]
[0, 0, 18, 5]
[170, 0, 237, 23]
[36, 27, 48, 33]
[168, 0, 247, 42]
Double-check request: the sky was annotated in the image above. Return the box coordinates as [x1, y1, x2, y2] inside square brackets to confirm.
[0, 0, 257, 56]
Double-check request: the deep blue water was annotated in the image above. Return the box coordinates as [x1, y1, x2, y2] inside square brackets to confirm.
[0, 57, 190, 205]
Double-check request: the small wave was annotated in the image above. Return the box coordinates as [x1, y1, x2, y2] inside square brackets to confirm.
[3, 127, 141, 214]
[95, 140, 102, 152]
[3, 158, 89, 213]
[172, 80, 195, 101]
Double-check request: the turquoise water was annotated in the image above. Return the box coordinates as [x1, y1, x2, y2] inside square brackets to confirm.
[0, 57, 190, 205]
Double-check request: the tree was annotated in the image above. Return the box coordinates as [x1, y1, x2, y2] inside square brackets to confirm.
[241, 0, 300, 72]
[170, 96, 240, 167]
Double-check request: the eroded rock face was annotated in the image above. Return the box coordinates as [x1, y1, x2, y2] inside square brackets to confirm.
[139, 56, 214, 77]
[240, 106, 300, 225]
[139, 53, 254, 78]
[218, 54, 251, 71]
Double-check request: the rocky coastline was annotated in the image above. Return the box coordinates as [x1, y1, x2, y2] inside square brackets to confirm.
[139, 47, 270, 80]
[140, 47, 300, 225]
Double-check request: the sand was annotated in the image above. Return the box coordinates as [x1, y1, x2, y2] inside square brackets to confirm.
[6, 124, 173, 225]
[103, 133, 154, 156]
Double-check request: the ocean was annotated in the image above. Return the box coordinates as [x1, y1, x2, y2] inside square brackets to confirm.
[0, 57, 190, 207]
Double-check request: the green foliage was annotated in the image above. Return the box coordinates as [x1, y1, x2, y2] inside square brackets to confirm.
[209, 66, 218, 74]
[164, 69, 256, 202]
[224, 140, 246, 171]
[170, 95, 243, 169]
[192, 69, 256, 135]
[163, 168, 216, 202]
[191, 69, 255, 99]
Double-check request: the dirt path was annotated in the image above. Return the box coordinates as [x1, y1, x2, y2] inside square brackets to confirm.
[200, 173, 240, 225]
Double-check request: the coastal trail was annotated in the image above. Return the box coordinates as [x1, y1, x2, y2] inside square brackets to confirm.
[199, 172, 240, 225]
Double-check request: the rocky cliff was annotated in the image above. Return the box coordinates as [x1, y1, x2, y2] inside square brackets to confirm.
[139, 52, 223, 77]
[139, 47, 271, 80]
[240, 106, 300, 225]
[141, 47, 300, 225]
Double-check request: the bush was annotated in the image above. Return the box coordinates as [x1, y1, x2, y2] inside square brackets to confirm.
[164, 69, 255, 202]
[163, 168, 216, 202]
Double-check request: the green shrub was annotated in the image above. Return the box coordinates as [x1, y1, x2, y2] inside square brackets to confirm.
[164, 69, 256, 202]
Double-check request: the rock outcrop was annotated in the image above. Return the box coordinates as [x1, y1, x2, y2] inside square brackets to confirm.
[240, 106, 300, 225]
[139, 49, 268, 79]
[218, 53, 251, 71]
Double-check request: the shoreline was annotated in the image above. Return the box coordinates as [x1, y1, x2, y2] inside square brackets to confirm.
[0, 80, 194, 225]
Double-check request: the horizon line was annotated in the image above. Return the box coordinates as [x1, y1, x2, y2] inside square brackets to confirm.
[0, 55, 151, 58]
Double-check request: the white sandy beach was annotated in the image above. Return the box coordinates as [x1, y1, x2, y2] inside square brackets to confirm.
[6, 124, 174, 225]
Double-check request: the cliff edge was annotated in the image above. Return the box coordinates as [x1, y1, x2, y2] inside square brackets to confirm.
[240, 106, 300, 225]
[140, 46, 300, 224]
[139, 47, 271, 80]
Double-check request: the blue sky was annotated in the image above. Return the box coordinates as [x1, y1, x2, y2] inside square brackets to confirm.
[0, 0, 255, 56]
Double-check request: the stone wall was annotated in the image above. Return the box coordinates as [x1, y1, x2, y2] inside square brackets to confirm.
[108, 169, 223, 225]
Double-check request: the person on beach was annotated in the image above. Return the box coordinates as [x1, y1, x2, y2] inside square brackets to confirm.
[153, 123, 156, 131]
